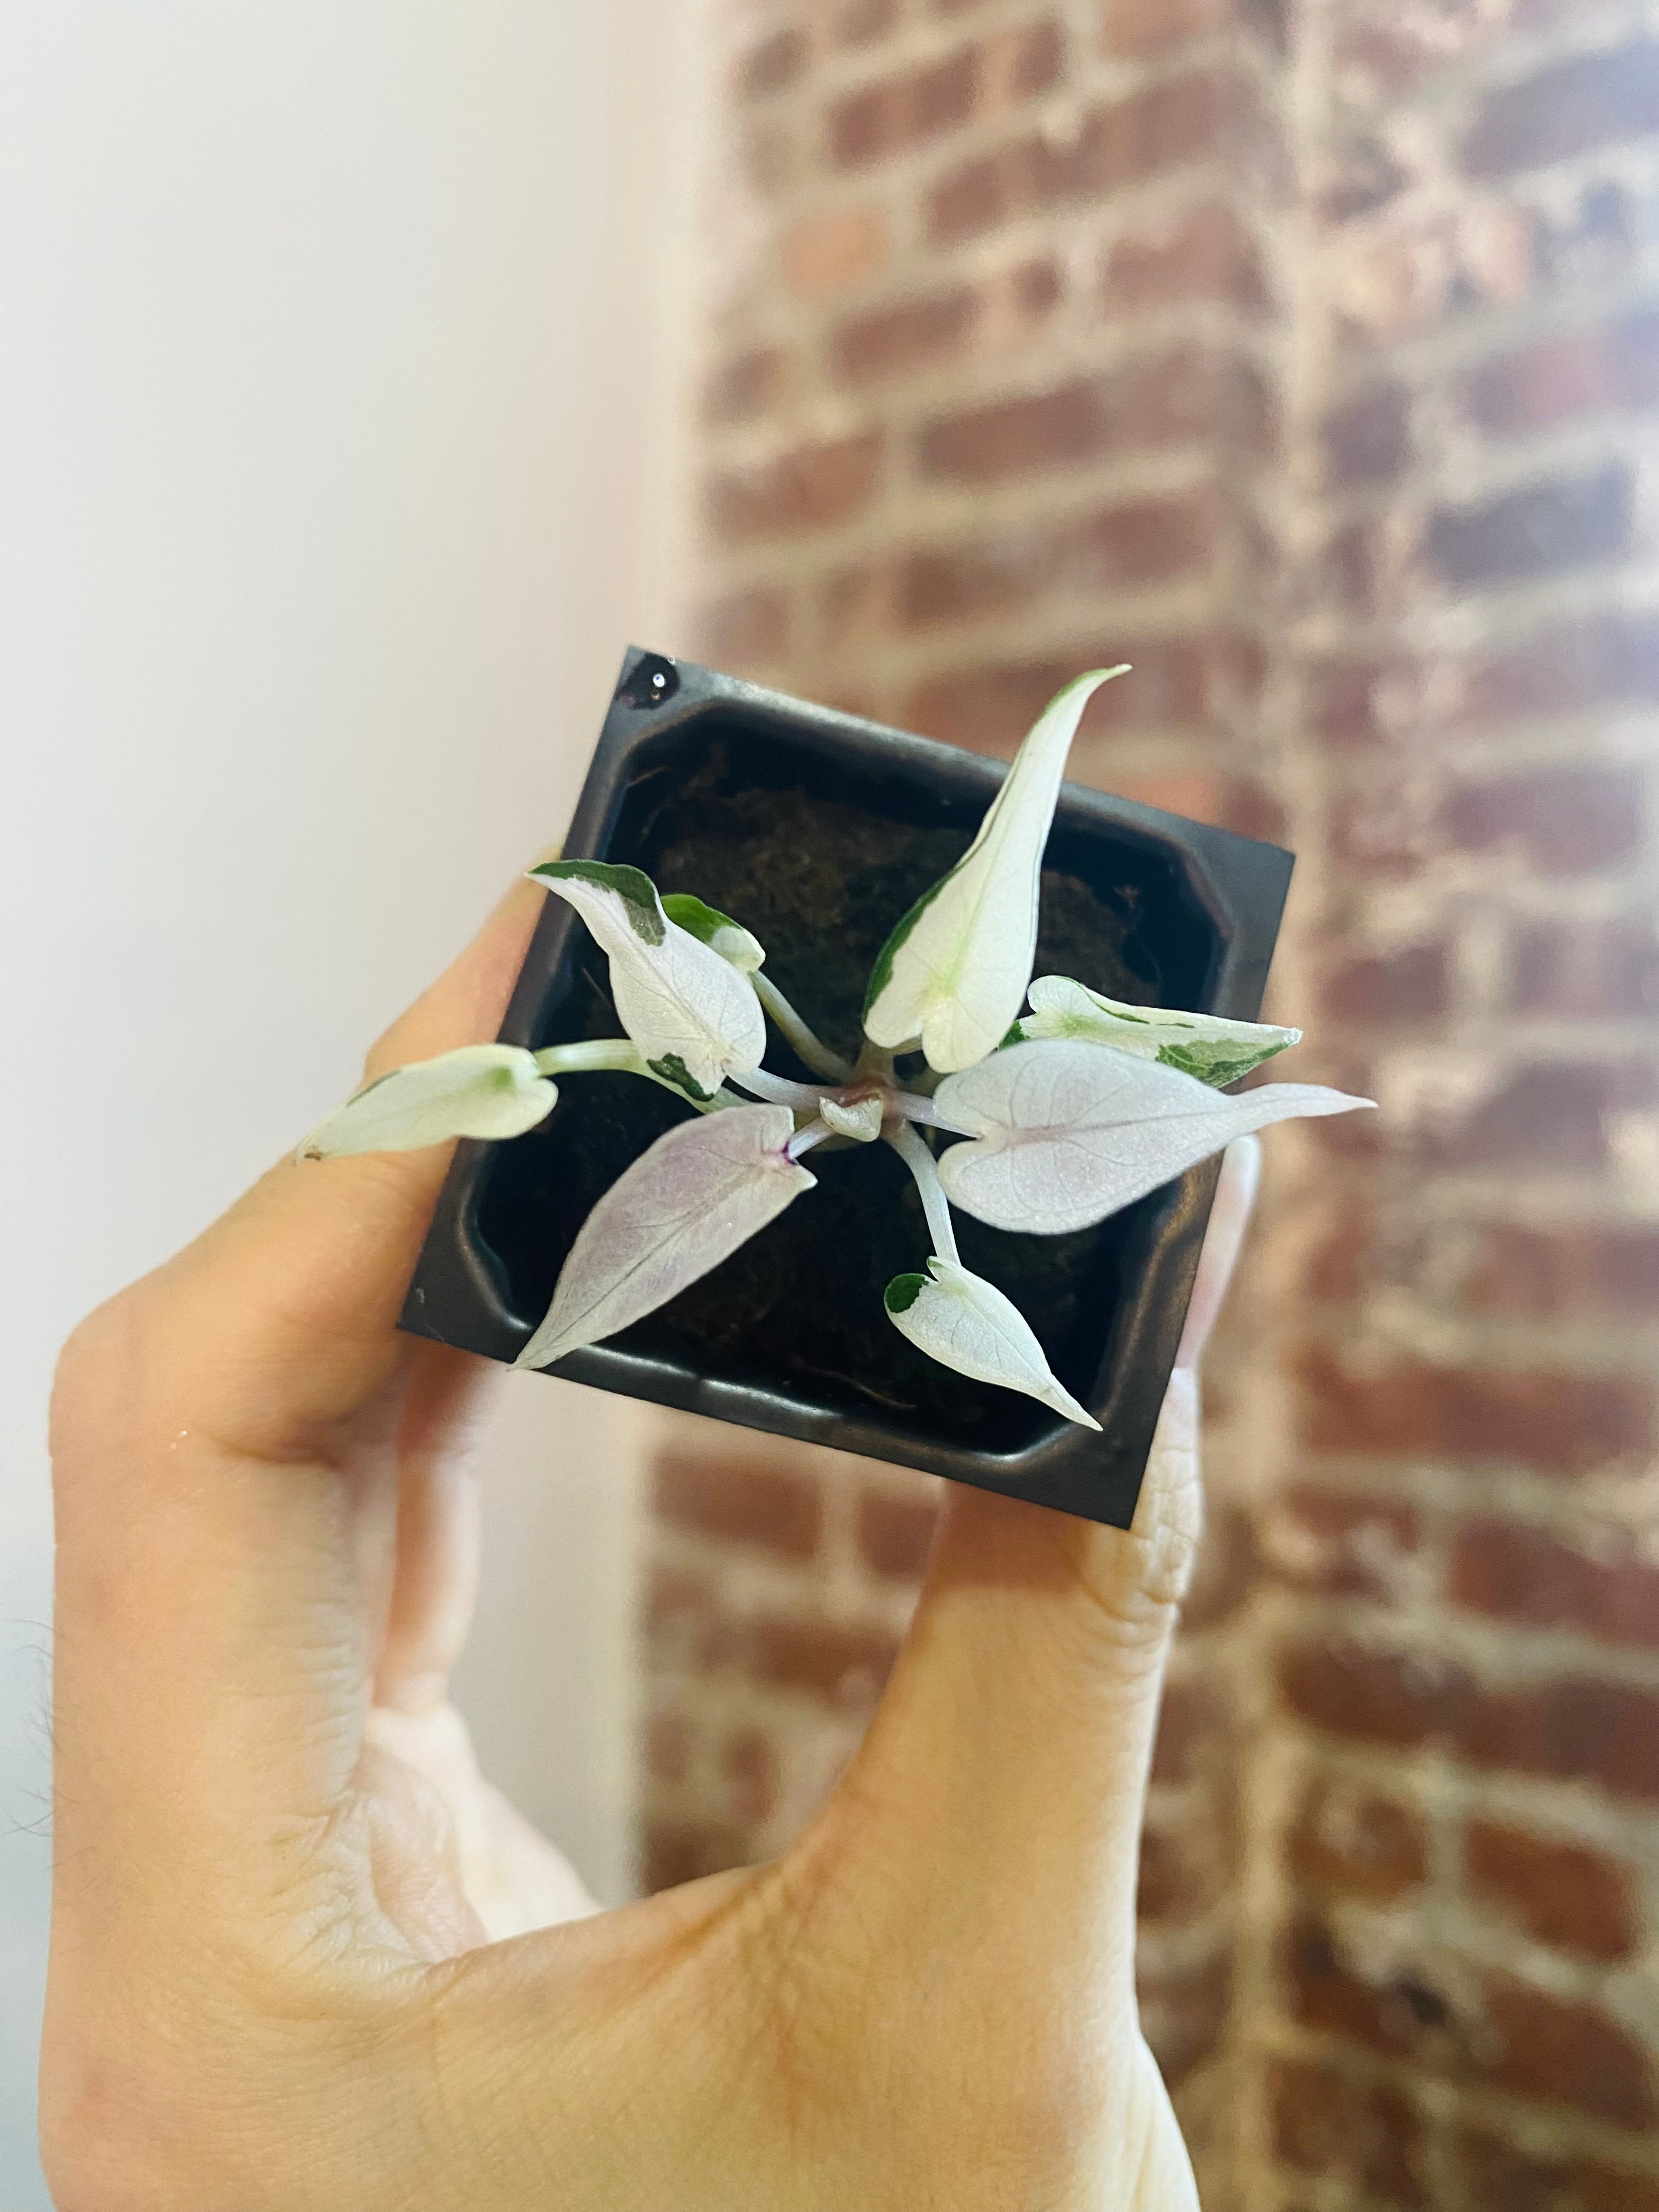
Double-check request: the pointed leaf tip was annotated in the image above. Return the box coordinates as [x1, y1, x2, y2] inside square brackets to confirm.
[534, 862, 766, 1094]
[296, 1045, 556, 1162]
[862, 666, 1128, 1074]
[935, 1039, 1374, 1235]
[885, 1257, 1101, 1429]
[1024, 976, 1301, 1085]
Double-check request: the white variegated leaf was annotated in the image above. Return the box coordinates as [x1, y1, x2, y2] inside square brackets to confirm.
[820, 1092, 884, 1143]
[662, 893, 766, 976]
[1017, 975, 1301, 1085]
[884, 1257, 1099, 1429]
[532, 861, 766, 1097]
[862, 667, 1129, 1074]
[515, 1104, 814, 1369]
[935, 1038, 1373, 1234]
[297, 1046, 555, 1163]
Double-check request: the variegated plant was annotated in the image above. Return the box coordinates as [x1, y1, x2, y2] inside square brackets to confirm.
[301, 670, 1372, 1425]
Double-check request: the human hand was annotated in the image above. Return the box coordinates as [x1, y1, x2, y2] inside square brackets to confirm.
[42, 873, 1257, 2212]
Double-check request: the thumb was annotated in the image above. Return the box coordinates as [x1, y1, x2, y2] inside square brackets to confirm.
[826, 1138, 1260, 1994]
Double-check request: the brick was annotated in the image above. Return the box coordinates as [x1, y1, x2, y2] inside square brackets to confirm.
[1481, 1973, 1658, 2128]
[1285, 1920, 1658, 2125]
[832, 287, 977, 385]
[856, 1486, 939, 1578]
[1264, 1483, 1421, 1599]
[1457, 610, 1659, 724]
[1451, 765, 1645, 876]
[830, 22, 1061, 167]
[1443, 763, 1645, 877]
[889, 490, 1216, 632]
[1138, 1943, 1232, 2088]
[1103, 200, 1269, 315]
[1456, 2129, 1659, 2212]
[928, 71, 1257, 242]
[697, 585, 790, 669]
[1323, 381, 1413, 488]
[1152, 1673, 1228, 1784]
[1279, 1636, 1466, 1750]
[643, 1817, 748, 1892]
[836, 0, 900, 45]
[736, 26, 807, 101]
[1436, 1060, 1650, 1173]
[707, 431, 883, 543]
[778, 204, 889, 300]
[1458, 1676, 1659, 1801]
[1464, 41, 1659, 179]
[1138, 1796, 1232, 1920]
[1465, 308, 1659, 437]
[654, 1449, 823, 1559]
[1449, 1517, 1659, 1652]
[1181, 1499, 1259, 1629]
[919, 347, 1268, 482]
[1284, 1914, 1466, 2066]
[703, 344, 786, 423]
[1320, 941, 1449, 1023]
[1425, 463, 1632, 588]
[1288, 1775, 1429, 1901]
[1269, 2055, 1428, 2205]
[748, 1614, 901, 1705]
[645, 1709, 691, 1784]
[1511, 918, 1659, 1019]
[720, 1727, 778, 1827]
[906, 633, 1265, 754]
[1297, 1344, 1656, 1477]
[1307, 654, 1419, 749]
[1455, 1222, 1659, 1319]
[1465, 1818, 1638, 1961]
[645, 1566, 737, 1671]
[1102, 0, 1232, 59]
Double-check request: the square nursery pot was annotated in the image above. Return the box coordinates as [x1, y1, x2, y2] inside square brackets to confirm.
[402, 646, 1294, 1530]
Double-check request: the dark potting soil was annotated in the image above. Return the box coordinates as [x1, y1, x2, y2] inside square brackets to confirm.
[475, 733, 1204, 1455]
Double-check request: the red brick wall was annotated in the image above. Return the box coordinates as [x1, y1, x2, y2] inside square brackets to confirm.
[647, 2, 1659, 2202]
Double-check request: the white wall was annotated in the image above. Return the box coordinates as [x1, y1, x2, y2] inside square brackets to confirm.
[0, 4, 701, 2196]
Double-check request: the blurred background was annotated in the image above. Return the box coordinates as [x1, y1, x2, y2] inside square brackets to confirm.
[4, 1, 1658, 2207]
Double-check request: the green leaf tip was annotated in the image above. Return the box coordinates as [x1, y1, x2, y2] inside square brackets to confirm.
[662, 893, 741, 944]
[531, 859, 664, 946]
[884, 1273, 928, 1316]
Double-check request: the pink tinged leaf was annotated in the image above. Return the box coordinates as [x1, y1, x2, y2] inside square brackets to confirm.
[934, 1039, 1374, 1234]
[296, 1046, 556, 1162]
[884, 1258, 1100, 1429]
[514, 1104, 815, 1369]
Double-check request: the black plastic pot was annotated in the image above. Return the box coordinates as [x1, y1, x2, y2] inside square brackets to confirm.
[401, 646, 1293, 1530]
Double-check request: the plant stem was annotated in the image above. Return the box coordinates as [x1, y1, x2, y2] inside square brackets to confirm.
[887, 1121, 960, 1266]
[533, 1038, 731, 1111]
[786, 1116, 833, 1163]
[534, 1040, 648, 1076]
[728, 1066, 833, 1113]
[893, 1089, 975, 1134]
[754, 974, 852, 1081]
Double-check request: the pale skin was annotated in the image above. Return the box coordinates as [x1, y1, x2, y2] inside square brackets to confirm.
[42, 873, 1259, 2212]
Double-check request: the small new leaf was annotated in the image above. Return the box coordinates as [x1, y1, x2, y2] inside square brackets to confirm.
[532, 861, 766, 1096]
[935, 1039, 1373, 1234]
[515, 1104, 814, 1369]
[884, 1256, 1101, 1429]
[661, 893, 765, 975]
[297, 1045, 555, 1162]
[861, 668, 1128, 1074]
[821, 1092, 885, 1143]
[1023, 975, 1300, 1085]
